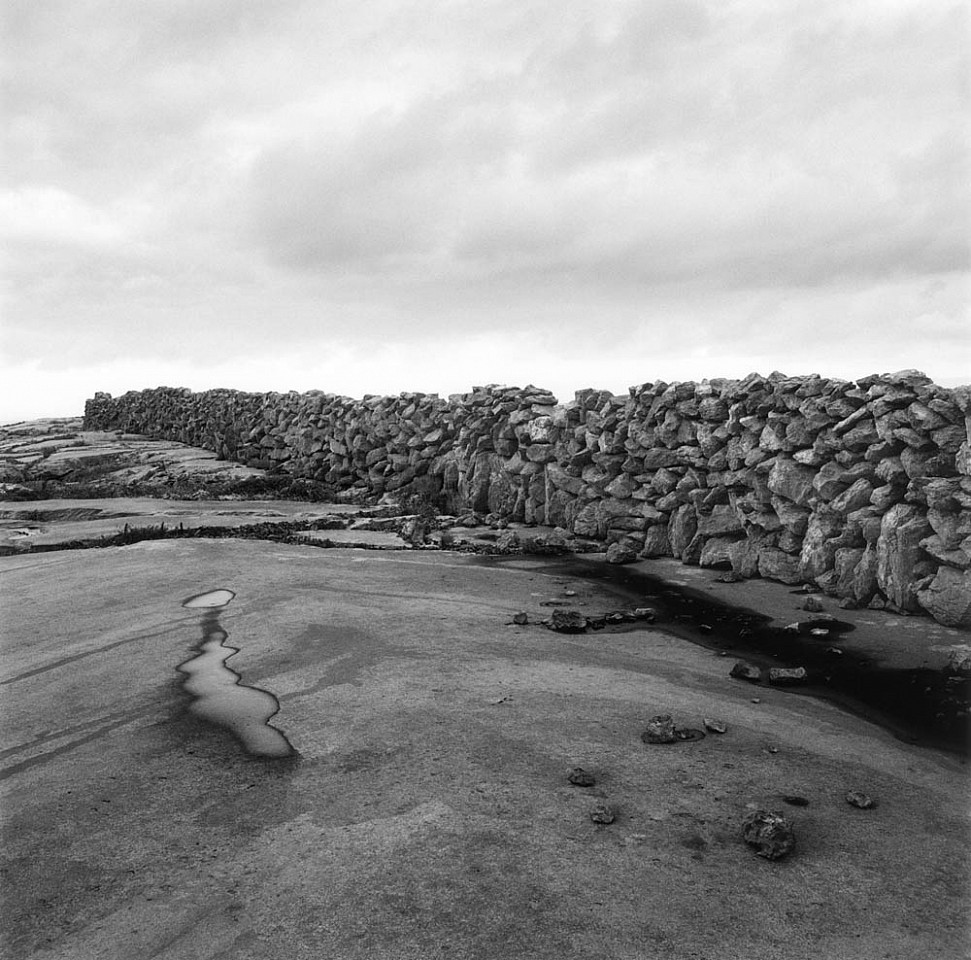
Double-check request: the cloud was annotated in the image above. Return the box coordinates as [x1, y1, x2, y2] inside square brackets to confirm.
[1, 0, 967, 412]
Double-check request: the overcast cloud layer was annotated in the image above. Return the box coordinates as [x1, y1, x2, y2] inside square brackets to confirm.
[2, 0, 968, 421]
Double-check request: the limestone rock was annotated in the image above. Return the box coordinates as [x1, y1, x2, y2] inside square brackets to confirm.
[876, 504, 933, 610]
[741, 809, 796, 860]
[641, 715, 677, 744]
[730, 661, 763, 682]
[549, 609, 588, 633]
[606, 542, 638, 564]
[767, 667, 808, 685]
[916, 567, 971, 627]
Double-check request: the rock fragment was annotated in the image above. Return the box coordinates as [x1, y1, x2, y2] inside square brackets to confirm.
[730, 661, 763, 682]
[589, 801, 616, 824]
[512, 612, 529, 625]
[548, 609, 587, 633]
[741, 809, 796, 860]
[641, 715, 677, 744]
[767, 666, 809, 686]
[703, 718, 727, 734]
[605, 542, 638, 564]
[568, 767, 596, 787]
[845, 790, 877, 809]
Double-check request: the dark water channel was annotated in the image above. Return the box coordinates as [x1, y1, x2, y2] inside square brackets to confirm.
[178, 589, 295, 758]
[503, 556, 970, 755]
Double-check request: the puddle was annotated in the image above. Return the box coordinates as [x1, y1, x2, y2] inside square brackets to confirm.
[178, 589, 295, 758]
[478, 555, 970, 754]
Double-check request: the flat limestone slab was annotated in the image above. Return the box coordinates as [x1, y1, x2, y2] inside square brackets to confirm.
[1, 541, 968, 960]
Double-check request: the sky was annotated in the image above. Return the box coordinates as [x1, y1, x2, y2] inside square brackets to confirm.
[2, 0, 968, 423]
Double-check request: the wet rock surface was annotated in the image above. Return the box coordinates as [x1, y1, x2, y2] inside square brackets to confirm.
[3, 536, 970, 960]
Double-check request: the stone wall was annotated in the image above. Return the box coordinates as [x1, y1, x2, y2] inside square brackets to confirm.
[84, 370, 971, 628]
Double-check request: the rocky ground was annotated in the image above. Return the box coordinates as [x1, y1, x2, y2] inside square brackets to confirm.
[1, 420, 969, 959]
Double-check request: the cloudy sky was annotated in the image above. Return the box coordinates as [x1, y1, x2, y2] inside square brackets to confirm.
[2, 0, 968, 422]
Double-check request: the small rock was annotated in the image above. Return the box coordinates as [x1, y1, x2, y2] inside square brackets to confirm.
[741, 809, 796, 860]
[563, 589, 577, 597]
[703, 718, 727, 734]
[587, 615, 606, 630]
[589, 801, 616, 824]
[633, 607, 657, 621]
[750, 698, 761, 704]
[838, 597, 858, 610]
[802, 596, 824, 612]
[549, 609, 587, 633]
[699, 623, 712, 633]
[641, 715, 677, 744]
[767, 746, 779, 754]
[781, 795, 810, 807]
[809, 627, 830, 637]
[826, 646, 843, 655]
[715, 572, 742, 583]
[512, 612, 529, 625]
[568, 767, 596, 787]
[845, 790, 876, 809]
[784, 622, 801, 632]
[606, 612, 626, 624]
[675, 727, 706, 742]
[605, 542, 638, 565]
[767, 667, 808, 686]
[730, 661, 763, 682]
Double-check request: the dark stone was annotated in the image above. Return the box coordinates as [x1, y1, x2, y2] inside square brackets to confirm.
[781, 795, 810, 807]
[703, 718, 727, 734]
[606, 542, 639, 564]
[568, 767, 596, 787]
[589, 801, 616, 824]
[512, 612, 529, 625]
[730, 661, 763, 682]
[641, 715, 677, 744]
[741, 809, 796, 860]
[845, 790, 876, 809]
[549, 608, 587, 633]
[674, 727, 706, 741]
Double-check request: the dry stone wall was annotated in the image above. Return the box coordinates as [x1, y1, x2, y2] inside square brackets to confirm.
[85, 370, 971, 628]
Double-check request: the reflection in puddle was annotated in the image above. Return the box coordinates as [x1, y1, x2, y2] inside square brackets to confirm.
[178, 589, 295, 758]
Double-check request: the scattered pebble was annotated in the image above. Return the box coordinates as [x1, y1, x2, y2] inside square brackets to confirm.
[590, 801, 616, 824]
[767, 746, 779, 754]
[568, 767, 596, 787]
[675, 727, 706, 742]
[563, 589, 577, 597]
[845, 790, 877, 810]
[802, 596, 824, 613]
[741, 809, 796, 861]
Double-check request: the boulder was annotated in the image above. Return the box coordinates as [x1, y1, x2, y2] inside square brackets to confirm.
[916, 567, 971, 627]
[606, 542, 639, 565]
[876, 504, 933, 610]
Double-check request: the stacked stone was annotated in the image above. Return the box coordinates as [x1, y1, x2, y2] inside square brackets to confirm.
[83, 369, 971, 627]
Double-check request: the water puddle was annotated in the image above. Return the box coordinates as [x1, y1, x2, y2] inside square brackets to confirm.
[178, 589, 295, 758]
